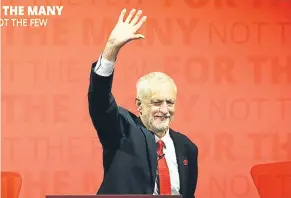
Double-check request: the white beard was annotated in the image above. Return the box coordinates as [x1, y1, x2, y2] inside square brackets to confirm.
[149, 117, 170, 132]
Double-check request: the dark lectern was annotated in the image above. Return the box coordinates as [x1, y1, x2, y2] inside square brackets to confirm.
[46, 195, 182, 198]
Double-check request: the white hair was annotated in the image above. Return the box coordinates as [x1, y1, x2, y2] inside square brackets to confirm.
[136, 72, 177, 100]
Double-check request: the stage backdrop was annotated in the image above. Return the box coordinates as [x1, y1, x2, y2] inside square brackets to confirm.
[1, 0, 291, 198]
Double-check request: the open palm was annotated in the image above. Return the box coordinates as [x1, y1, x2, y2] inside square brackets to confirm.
[108, 8, 147, 48]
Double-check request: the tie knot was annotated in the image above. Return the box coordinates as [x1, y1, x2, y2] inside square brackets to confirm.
[157, 140, 165, 155]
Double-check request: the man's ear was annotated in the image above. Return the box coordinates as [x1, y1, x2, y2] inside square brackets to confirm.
[135, 98, 142, 114]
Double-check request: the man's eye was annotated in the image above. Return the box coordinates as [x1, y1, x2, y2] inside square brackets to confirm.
[151, 101, 161, 106]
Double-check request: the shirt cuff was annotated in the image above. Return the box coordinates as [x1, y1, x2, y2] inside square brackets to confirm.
[93, 54, 115, 76]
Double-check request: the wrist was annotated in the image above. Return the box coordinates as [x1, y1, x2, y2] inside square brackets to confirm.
[103, 42, 120, 61]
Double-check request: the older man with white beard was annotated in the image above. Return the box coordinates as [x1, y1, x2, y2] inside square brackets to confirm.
[88, 8, 199, 198]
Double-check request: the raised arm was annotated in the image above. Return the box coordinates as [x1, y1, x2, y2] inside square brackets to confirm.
[88, 8, 147, 149]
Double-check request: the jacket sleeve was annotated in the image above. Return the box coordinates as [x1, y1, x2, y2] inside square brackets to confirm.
[88, 62, 127, 149]
[188, 142, 198, 198]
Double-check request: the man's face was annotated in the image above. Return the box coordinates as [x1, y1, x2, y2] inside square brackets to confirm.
[140, 81, 176, 134]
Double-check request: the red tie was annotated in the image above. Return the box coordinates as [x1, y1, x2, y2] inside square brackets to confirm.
[156, 140, 171, 195]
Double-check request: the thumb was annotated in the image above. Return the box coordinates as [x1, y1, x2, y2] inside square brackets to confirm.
[132, 34, 145, 40]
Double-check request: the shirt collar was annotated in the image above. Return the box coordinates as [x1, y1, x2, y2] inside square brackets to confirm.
[154, 128, 170, 148]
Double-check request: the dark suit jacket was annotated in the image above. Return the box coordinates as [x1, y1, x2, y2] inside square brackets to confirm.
[88, 63, 198, 198]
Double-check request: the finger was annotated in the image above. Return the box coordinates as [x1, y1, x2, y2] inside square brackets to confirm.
[130, 10, 142, 25]
[118, 8, 126, 22]
[132, 34, 145, 40]
[125, 8, 136, 23]
[134, 16, 147, 31]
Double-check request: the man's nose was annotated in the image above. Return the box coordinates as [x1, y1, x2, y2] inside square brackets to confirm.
[159, 102, 169, 113]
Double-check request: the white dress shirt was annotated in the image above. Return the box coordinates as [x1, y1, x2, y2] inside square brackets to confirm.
[153, 130, 180, 195]
[93, 55, 180, 195]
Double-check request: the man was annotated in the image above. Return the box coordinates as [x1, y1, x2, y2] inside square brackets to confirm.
[88, 8, 198, 198]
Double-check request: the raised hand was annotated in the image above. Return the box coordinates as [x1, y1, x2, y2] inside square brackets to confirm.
[107, 8, 147, 48]
[102, 8, 147, 61]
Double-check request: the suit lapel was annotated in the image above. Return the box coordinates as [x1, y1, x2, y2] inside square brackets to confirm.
[139, 126, 157, 184]
[135, 117, 157, 187]
[170, 130, 188, 195]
